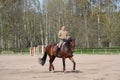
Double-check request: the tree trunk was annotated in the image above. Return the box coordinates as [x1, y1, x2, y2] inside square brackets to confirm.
[97, 0, 102, 48]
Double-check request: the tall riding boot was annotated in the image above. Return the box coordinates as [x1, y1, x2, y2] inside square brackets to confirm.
[54, 47, 60, 57]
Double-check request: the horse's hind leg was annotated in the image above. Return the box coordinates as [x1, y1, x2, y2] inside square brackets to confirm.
[69, 57, 76, 70]
[51, 64, 54, 70]
[49, 57, 55, 71]
[49, 62, 52, 71]
[49, 63, 54, 71]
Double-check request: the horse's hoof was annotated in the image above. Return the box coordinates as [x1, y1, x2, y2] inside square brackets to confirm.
[73, 69, 76, 71]
[63, 71, 67, 73]
[49, 69, 54, 72]
[51, 70, 54, 73]
[49, 70, 54, 73]
[63, 70, 66, 72]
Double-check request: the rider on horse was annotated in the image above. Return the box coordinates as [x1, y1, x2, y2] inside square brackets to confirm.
[39, 25, 76, 71]
[54, 25, 70, 57]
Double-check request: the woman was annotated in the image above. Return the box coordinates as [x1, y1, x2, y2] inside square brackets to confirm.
[54, 25, 69, 57]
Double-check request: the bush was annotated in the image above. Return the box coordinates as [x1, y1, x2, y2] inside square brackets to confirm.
[0, 48, 29, 55]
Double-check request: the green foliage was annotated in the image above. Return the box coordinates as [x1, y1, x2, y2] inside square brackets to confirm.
[0, 0, 120, 49]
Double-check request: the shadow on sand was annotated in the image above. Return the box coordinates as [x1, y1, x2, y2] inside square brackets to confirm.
[53, 70, 83, 74]
[41, 70, 83, 74]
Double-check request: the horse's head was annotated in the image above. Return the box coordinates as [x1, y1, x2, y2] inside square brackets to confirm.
[67, 37, 75, 53]
[70, 38, 75, 52]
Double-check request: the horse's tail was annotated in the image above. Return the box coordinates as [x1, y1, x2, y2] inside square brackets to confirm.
[39, 51, 47, 66]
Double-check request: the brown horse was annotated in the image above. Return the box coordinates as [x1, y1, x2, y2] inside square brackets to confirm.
[39, 38, 76, 72]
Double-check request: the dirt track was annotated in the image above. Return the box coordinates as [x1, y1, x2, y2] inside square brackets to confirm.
[0, 54, 120, 80]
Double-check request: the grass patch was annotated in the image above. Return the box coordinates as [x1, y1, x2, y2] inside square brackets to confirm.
[0, 48, 120, 55]
[74, 48, 120, 54]
[1, 51, 14, 54]
[0, 48, 30, 55]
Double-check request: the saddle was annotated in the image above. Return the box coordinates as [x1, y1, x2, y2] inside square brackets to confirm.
[58, 39, 70, 50]
[61, 42, 66, 49]
[54, 37, 72, 57]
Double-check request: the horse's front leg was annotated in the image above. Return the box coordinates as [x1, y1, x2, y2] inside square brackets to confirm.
[62, 57, 66, 72]
[69, 57, 76, 70]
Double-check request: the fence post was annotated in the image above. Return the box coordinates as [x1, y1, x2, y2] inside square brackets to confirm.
[105, 49, 107, 54]
[42, 45, 44, 54]
[93, 49, 94, 54]
[81, 49, 82, 54]
[117, 49, 119, 54]
[30, 47, 34, 56]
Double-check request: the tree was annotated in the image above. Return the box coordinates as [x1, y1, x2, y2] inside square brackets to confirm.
[0, 0, 120, 49]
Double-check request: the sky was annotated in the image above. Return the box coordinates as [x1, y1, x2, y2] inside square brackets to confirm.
[39, 0, 120, 11]
[116, 1, 120, 11]
[40, 0, 43, 7]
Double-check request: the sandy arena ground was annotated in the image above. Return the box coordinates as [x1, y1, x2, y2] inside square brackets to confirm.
[0, 54, 120, 80]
